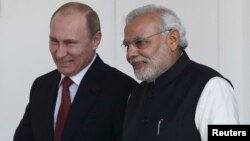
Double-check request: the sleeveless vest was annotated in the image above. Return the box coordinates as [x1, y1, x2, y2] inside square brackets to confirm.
[122, 52, 230, 141]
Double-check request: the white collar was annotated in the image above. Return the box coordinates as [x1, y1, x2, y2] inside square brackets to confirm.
[60, 54, 97, 86]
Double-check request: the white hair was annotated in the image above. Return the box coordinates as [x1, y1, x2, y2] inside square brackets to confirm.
[126, 4, 188, 49]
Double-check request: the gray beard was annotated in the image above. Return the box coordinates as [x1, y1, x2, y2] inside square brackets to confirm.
[134, 61, 169, 82]
[131, 45, 171, 82]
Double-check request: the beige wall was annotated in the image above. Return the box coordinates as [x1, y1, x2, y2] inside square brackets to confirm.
[0, 0, 249, 140]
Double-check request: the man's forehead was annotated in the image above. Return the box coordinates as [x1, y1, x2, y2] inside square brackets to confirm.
[125, 21, 161, 37]
[126, 14, 161, 29]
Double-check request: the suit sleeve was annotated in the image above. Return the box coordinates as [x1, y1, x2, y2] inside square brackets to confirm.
[13, 79, 38, 141]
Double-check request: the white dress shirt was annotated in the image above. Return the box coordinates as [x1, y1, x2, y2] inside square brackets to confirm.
[195, 76, 239, 141]
[53, 54, 97, 129]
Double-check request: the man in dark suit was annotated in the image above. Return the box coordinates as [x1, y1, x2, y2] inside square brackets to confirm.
[14, 2, 138, 141]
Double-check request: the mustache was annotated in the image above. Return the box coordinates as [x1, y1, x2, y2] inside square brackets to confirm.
[55, 57, 73, 62]
[129, 56, 150, 65]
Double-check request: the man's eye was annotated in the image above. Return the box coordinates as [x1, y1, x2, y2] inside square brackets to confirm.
[134, 39, 145, 47]
[49, 40, 58, 45]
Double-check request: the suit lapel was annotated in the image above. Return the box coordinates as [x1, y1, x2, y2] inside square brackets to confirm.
[62, 55, 106, 140]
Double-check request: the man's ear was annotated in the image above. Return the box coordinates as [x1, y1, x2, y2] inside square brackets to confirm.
[92, 31, 102, 50]
[167, 29, 180, 52]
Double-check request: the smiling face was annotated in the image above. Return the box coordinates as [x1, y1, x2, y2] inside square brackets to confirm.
[49, 12, 100, 76]
[124, 13, 180, 82]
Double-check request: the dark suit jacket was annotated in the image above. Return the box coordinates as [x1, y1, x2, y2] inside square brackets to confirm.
[14, 55, 138, 141]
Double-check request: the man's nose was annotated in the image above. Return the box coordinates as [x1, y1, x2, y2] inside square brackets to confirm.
[126, 44, 139, 61]
[56, 43, 67, 58]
